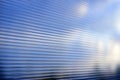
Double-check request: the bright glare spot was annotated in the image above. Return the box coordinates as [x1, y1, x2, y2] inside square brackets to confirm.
[115, 18, 120, 33]
[64, 28, 120, 73]
[114, 9, 120, 33]
[98, 39, 120, 73]
[106, 41, 120, 72]
[76, 2, 88, 17]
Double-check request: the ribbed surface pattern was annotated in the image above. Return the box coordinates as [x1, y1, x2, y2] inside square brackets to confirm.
[0, 0, 120, 80]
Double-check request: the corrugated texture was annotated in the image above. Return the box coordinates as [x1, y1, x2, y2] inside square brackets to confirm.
[0, 0, 120, 80]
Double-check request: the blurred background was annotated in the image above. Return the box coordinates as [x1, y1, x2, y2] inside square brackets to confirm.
[0, 0, 120, 80]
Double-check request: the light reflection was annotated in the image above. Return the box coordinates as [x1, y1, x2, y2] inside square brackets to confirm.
[63, 28, 120, 75]
[105, 40, 120, 73]
[1, 0, 120, 79]
[76, 2, 88, 17]
[114, 13, 120, 33]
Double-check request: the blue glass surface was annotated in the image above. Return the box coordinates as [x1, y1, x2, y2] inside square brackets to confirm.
[0, 0, 120, 80]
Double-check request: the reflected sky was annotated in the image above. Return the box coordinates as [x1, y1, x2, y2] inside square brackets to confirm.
[0, 0, 120, 80]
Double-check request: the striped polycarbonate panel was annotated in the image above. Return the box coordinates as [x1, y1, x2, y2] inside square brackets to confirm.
[0, 0, 120, 80]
